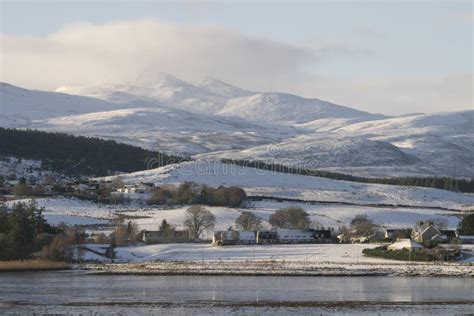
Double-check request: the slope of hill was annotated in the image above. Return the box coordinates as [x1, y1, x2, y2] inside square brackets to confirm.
[219, 92, 385, 125]
[203, 111, 474, 178]
[0, 128, 180, 176]
[1, 78, 472, 178]
[33, 107, 296, 155]
[0, 82, 122, 123]
[101, 160, 474, 211]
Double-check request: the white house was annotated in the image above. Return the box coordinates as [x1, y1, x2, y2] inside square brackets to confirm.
[276, 229, 314, 244]
[388, 239, 424, 251]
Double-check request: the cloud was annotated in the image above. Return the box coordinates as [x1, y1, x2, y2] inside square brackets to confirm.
[291, 73, 473, 116]
[1, 19, 472, 115]
[1, 20, 319, 91]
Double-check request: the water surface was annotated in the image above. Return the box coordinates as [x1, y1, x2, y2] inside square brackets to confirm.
[1, 271, 473, 315]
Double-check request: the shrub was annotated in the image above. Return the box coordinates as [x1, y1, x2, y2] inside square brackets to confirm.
[362, 247, 435, 262]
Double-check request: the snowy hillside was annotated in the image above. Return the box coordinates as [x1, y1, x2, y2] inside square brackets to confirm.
[0, 82, 122, 123]
[31, 107, 295, 155]
[219, 92, 385, 125]
[1, 78, 472, 178]
[204, 111, 474, 178]
[101, 161, 474, 211]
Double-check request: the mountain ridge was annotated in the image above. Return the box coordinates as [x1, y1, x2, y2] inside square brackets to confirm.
[1, 79, 472, 178]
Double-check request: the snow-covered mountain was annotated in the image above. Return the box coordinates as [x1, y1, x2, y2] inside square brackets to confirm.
[219, 92, 386, 125]
[55, 73, 384, 125]
[56, 73, 253, 116]
[0, 82, 122, 125]
[1, 77, 472, 178]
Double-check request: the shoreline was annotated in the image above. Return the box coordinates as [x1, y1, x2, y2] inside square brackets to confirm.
[0, 260, 70, 272]
[78, 260, 474, 277]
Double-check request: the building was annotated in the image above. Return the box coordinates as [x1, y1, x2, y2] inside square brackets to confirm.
[212, 228, 333, 246]
[238, 231, 257, 244]
[142, 230, 190, 244]
[387, 239, 424, 251]
[384, 228, 412, 241]
[313, 229, 332, 242]
[457, 235, 474, 244]
[276, 229, 316, 244]
[213, 230, 256, 246]
[117, 183, 153, 194]
[256, 230, 278, 244]
[440, 230, 457, 242]
[411, 222, 446, 246]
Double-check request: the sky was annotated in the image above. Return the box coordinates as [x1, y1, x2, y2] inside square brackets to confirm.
[0, 0, 472, 115]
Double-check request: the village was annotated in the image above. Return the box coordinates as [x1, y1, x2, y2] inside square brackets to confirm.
[2, 173, 474, 265]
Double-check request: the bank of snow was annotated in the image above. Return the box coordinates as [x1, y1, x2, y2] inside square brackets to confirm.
[81, 243, 474, 277]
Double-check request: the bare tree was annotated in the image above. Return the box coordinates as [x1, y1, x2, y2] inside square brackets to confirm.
[235, 211, 262, 230]
[112, 220, 139, 246]
[110, 176, 125, 191]
[183, 206, 216, 239]
[269, 206, 310, 229]
[350, 214, 376, 237]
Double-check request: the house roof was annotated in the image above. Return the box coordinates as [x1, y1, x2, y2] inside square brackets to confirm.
[388, 239, 424, 250]
[276, 229, 314, 239]
[239, 231, 256, 239]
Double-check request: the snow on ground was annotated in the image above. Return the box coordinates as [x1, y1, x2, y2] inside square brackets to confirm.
[102, 161, 474, 211]
[248, 200, 462, 229]
[44, 214, 108, 226]
[0, 157, 64, 180]
[6, 197, 464, 234]
[86, 243, 389, 263]
[82, 243, 474, 267]
[203, 110, 474, 178]
[6, 197, 116, 219]
[5, 198, 115, 226]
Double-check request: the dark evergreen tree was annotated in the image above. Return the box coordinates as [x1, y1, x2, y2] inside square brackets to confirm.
[458, 214, 474, 235]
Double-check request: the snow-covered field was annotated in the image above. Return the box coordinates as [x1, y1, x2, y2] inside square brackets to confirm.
[80, 243, 474, 277]
[7, 196, 466, 237]
[85, 243, 388, 263]
[102, 161, 474, 211]
[84, 243, 474, 264]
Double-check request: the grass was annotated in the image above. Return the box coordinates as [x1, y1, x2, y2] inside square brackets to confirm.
[0, 259, 70, 272]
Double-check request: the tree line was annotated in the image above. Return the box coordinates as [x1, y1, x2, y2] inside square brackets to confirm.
[148, 182, 247, 207]
[0, 128, 183, 176]
[221, 159, 474, 193]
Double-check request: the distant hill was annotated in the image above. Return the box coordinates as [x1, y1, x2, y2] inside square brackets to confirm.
[1, 77, 472, 178]
[0, 128, 182, 176]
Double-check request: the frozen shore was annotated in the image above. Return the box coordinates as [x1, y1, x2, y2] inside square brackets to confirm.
[81, 260, 474, 277]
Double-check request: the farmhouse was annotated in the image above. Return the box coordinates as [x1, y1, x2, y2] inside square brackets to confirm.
[276, 229, 314, 244]
[256, 230, 278, 244]
[457, 235, 474, 244]
[411, 222, 446, 246]
[117, 183, 154, 194]
[215, 229, 333, 246]
[212, 230, 256, 246]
